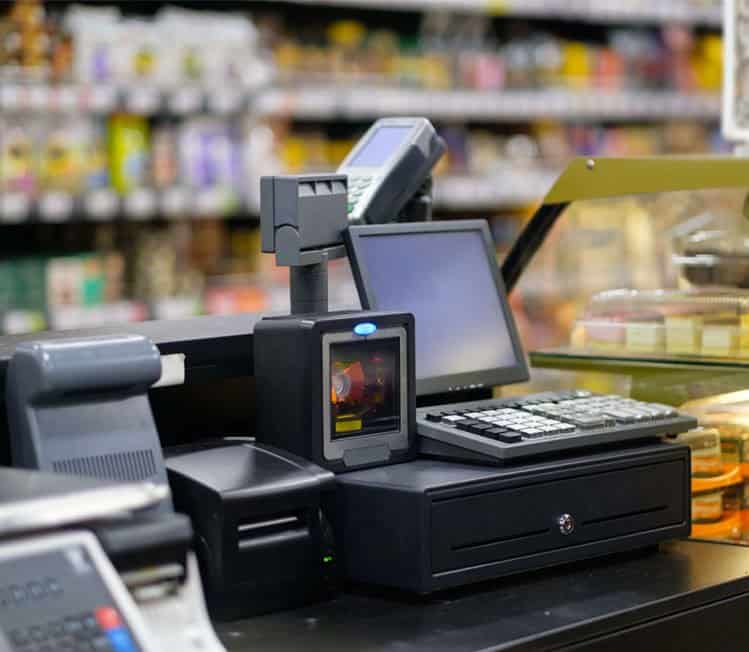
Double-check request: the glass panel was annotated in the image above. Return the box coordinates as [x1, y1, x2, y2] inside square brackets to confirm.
[516, 184, 749, 546]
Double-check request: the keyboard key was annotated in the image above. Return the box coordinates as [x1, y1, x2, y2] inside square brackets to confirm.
[601, 410, 636, 424]
[92, 636, 113, 651]
[468, 424, 493, 435]
[566, 415, 608, 428]
[442, 415, 466, 424]
[9, 629, 29, 646]
[494, 430, 522, 443]
[107, 627, 137, 652]
[425, 413, 442, 422]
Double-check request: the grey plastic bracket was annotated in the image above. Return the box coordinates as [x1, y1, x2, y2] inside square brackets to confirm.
[5, 334, 172, 512]
[260, 173, 349, 267]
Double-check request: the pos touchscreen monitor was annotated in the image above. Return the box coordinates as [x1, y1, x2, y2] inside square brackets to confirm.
[344, 220, 529, 397]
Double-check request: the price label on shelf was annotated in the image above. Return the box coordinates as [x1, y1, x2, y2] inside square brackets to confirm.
[160, 187, 190, 218]
[84, 189, 119, 221]
[87, 85, 118, 113]
[169, 86, 203, 114]
[0, 193, 30, 223]
[3, 310, 45, 335]
[28, 85, 50, 111]
[126, 86, 161, 114]
[52, 86, 79, 113]
[39, 192, 73, 222]
[125, 189, 157, 220]
[194, 188, 225, 217]
[208, 87, 244, 114]
[0, 84, 22, 111]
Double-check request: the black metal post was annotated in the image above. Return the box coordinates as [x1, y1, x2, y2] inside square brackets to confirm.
[290, 263, 328, 315]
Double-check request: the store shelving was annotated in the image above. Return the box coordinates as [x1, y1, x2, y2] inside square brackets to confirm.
[0, 170, 558, 223]
[259, 0, 721, 26]
[255, 86, 721, 122]
[0, 82, 722, 122]
[0, 188, 252, 224]
[0, 82, 253, 116]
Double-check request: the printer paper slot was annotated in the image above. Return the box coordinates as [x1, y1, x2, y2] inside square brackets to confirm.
[236, 513, 309, 551]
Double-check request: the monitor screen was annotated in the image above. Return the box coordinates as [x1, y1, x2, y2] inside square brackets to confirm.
[346, 222, 528, 395]
[349, 126, 412, 167]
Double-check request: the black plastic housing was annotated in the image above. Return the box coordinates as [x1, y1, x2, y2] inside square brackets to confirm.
[332, 442, 691, 594]
[165, 441, 338, 620]
[253, 311, 416, 473]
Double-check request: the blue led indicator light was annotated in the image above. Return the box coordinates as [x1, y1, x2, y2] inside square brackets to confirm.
[353, 322, 377, 336]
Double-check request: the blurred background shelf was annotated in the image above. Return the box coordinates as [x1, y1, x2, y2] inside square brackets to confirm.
[0, 83, 721, 122]
[254, 87, 721, 122]
[0, 0, 726, 334]
[0, 171, 559, 223]
[0, 189, 255, 224]
[259, 0, 721, 26]
[0, 82, 259, 116]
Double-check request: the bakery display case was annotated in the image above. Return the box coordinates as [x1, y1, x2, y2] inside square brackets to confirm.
[508, 156, 749, 544]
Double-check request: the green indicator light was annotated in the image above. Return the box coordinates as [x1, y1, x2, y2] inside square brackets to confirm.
[323, 555, 334, 563]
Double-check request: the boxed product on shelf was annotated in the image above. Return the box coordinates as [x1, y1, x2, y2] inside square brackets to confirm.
[574, 289, 749, 359]
[693, 489, 724, 524]
[671, 427, 723, 477]
[0, 251, 125, 315]
[269, 13, 722, 94]
[108, 113, 149, 194]
[0, 115, 36, 194]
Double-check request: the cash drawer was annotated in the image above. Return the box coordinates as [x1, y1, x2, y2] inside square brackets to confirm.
[333, 442, 690, 594]
[431, 460, 686, 573]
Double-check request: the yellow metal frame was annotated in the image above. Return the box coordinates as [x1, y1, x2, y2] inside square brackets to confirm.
[542, 156, 749, 205]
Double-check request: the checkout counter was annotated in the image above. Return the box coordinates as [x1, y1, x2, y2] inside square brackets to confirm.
[4, 155, 749, 651]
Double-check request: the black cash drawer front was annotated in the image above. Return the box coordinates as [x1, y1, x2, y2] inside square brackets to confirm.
[431, 459, 687, 574]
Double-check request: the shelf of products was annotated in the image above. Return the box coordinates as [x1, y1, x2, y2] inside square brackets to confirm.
[255, 86, 721, 122]
[0, 3, 272, 92]
[0, 0, 731, 336]
[0, 82, 254, 116]
[0, 111, 262, 221]
[0, 83, 720, 123]
[260, 0, 721, 26]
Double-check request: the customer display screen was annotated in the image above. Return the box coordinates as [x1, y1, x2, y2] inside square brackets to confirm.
[349, 126, 412, 167]
[329, 338, 401, 439]
[352, 229, 521, 383]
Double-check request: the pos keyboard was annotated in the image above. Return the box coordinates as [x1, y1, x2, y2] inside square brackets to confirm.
[417, 391, 697, 463]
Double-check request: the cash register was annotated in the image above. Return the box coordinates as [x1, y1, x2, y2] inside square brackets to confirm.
[344, 220, 697, 462]
[0, 119, 698, 619]
[323, 219, 696, 593]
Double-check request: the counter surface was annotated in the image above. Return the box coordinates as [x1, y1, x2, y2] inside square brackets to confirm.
[216, 540, 749, 651]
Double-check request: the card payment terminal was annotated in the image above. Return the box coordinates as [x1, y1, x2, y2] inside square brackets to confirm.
[0, 530, 159, 652]
[337, 117, 446, 224]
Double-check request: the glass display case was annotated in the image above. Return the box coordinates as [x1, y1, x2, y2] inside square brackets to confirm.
[507, 156, 749, 544]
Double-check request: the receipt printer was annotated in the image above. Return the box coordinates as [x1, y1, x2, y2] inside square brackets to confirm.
[166, 441, 339, 620]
